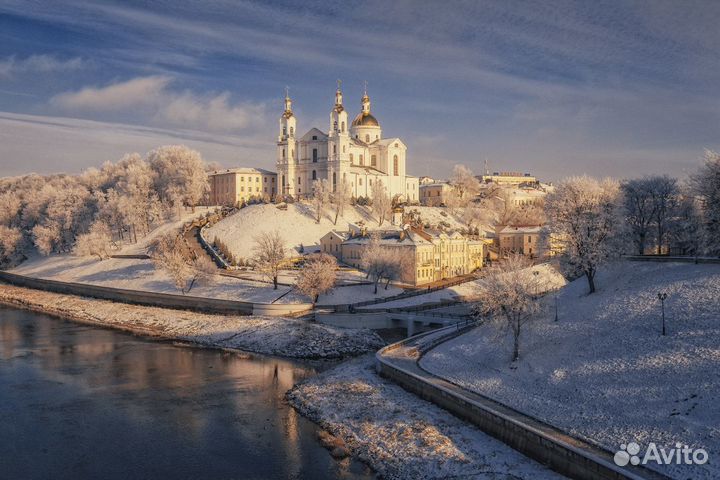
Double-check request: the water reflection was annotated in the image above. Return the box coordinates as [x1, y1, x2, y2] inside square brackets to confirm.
[0, 307, 372, 480]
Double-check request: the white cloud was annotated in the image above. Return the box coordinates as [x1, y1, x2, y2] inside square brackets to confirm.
[50, 76, 269, 134]
[51, 75, 172, 111]
[0, 54, 85, 77]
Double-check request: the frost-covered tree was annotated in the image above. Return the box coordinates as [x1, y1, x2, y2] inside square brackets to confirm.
[150, 233, 215, 293]
[253, 230, 286, 289]
[0, 225, 22, 266]
[544, 176, 622, 294]
[648, 175, 679, 255]
[359, 234, 408, 293]
[472, 255, 543, 362]
[296, 253, 337, 305]
[621, 178, 657, 255]
[312, 179, 331, 223]
[382, 247, 413, 289]
[371, 180, 392, 226]
[73, 221, 114, 261]
[331, 179, 351, 225]
[692, 150, 720, 255]
[670, 189, 706, 261]
[147, 145, 209, 211]
[450, 164, 480, 204]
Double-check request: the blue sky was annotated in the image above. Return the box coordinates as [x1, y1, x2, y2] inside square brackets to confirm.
[1, 0, 719, 180]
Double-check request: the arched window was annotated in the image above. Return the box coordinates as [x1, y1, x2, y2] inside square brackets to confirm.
[281, 175, 285, 187]
[333, 145, 337, 154]
[283, 126, 287, 136]
[393, 155, 399, 176]
[282, 148, 285, 159]
[341, 121, 345, 132]
[332, 172, 336, 189]
[371, 154, 376, 167]
[342, 145, 346, 153]
[289, 126, 294, 136]
[359, 154, 364, 166]
[365, 134, 370, 143]
[312, 170, 317, 180]
[312, 148, 318, 163]
[349, 153, 354, 164]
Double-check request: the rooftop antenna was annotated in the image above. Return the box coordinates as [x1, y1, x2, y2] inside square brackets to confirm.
[484, 157, 489, 176]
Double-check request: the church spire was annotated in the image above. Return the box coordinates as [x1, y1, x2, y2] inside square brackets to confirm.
[334, 79, 344, 111]
[283, 86, 293, 118]
[361, 81, 370, 115]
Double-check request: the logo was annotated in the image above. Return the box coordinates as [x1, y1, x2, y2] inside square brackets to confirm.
[614, 442, 708, 467]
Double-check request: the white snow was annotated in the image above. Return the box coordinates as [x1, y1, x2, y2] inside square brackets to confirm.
[420, 261, 720, 480]
[0, 284, 384, 358]
[287, 355, 564, 479]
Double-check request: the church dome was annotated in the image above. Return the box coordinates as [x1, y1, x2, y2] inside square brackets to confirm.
[352, 112, 379, 127]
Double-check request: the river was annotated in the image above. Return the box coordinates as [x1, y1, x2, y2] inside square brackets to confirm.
[0, 306, 374, 479]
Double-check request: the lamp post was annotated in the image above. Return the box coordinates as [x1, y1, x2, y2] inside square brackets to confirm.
[554, 294, 559, 322]
[657, 292, 668, 336]
[533, 270, 539, 297]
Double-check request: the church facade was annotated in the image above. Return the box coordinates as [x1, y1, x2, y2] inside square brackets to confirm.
[276, 86, 419, 203]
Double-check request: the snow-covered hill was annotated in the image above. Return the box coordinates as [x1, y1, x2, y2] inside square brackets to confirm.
[204, 202, 471, 261]
[420, 261, 720, 480]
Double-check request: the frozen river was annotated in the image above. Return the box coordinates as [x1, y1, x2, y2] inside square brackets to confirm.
[0, 306, 372, 479]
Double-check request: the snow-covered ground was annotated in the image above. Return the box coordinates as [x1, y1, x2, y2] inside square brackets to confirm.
[0, 284, 384, 358]
[374, 262, 566, 309]
[11, 254, 294, 303]
[118, 206, 215, 255]
[420, 261, 720, 480]
[287, 355, 563, 479]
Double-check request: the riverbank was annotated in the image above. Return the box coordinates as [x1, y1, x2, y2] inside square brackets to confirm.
[287, 355, 563, 479]
[0, 284, 384, 359]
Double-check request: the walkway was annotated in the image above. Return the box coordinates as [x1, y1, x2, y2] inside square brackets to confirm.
[376, 326, 670, 480]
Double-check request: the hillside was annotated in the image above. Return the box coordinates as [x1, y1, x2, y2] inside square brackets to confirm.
[204, 202, 472, 262]
[420, 261, 720, 480]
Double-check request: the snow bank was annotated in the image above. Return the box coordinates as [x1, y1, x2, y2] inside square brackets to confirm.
[0, 284, 384, 358]
[287, 356, 562, 480]
[420, 261, 720, 480]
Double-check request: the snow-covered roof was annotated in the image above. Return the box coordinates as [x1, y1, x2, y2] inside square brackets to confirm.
[210, 167, 276, 176]
[496, 225, 542, 234]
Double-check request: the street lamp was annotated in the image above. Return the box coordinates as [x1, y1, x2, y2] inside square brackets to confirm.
[533, 270, 539, 297]
[554, 294, 559, 322]
[657, 292, 668, 336]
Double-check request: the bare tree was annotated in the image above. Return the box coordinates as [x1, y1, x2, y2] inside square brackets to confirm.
[312, 179, 330, 223]
[621, 178, 657, 255]
[331, 179, 351, 225]
[544, 176, 622, 294]
[692, 150, 720, 255]
[648, 175, 679, 255]
[0, 225, 22, 266]
[371, 180, 392, 226]
[253, 230, 286, 289]
[472, 255, 543, 362]
[73, 221, 114, 260]
[360, 233, 391, 294]
[296, 253, 337, 305]
[151, 233, 215, 294]
[670, 189, 706, 261]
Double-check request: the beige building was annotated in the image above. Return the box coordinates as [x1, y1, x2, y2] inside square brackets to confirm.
[481, 171, 537, 186]
[321, 227, 484, 286]
[495, 225, 543, 258]
[208, 168, 277, 206]
[419, 183, 452, 206]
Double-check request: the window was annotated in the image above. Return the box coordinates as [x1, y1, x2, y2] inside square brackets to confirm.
[341, 121, 345, 132]
[333, 172, 336, 187]
[371, 154, 376, 167]
[283, 126, 287, 136]
[256, 177, 259, 182]
[528, 236, 532, 243]
[312, 170, 317, 180]
[312, 135, 317, 140]
[264, 177, 267, 182]
[282, 148, 285, 159]
[312, 148, 318, 163]
[342, 145, 346, 153]
[359, 178, 363, 186]
[395, 143, 399, 147]
[298, 177, 301, 185]
[349, 153, 354, 164]
[281, 175, 285, 187]
[333, 145, 336, 154]
[365, 134, 370, 143]
[290, 126, 294, 136]
[393, 155, 399, 176]
[359, 154, 364, 165]
[240, 176, 244, 182]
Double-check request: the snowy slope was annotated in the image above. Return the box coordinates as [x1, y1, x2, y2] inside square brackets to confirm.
[420, 261, 720, 480]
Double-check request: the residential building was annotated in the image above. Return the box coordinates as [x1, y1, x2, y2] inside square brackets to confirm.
[321, 226, 484, 286]
[495, 225, 543, 258]
[419, 182, 452, 206]
[208, 168, 277, 206]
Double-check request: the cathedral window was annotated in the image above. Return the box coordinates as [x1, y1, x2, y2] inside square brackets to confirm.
[393, 155, 399, 176]
[341, 121, 345, 132]
[371, 155, 376, 167]
[283, 127, 287, 136]
[290, 127, 294, 136]
[282, 149, 285, 159]
[333, 172, 336, 187]
[333, 145, 336, 154]
[312, 148, 318, 163]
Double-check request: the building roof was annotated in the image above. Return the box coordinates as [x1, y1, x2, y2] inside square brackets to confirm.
[210, 167, 276, 176]
[351, 112, 380, 127]
[496, 225, 543, 234]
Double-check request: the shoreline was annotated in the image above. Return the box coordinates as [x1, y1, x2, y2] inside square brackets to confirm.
[0, 283, 385, 359]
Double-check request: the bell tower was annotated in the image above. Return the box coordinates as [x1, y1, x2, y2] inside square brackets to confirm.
[328, 80, 349, 192]
[277, 87, 297, 197]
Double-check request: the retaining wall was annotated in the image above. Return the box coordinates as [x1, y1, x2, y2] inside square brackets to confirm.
[0, 271, 311, 316]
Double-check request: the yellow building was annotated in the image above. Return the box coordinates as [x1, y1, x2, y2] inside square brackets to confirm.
[321, 227, 484, 286]
[208, 168, 277, 206]
[495, 225, 543, 258]
[481, 171, 537, 186]
[419, 183, 452, 206]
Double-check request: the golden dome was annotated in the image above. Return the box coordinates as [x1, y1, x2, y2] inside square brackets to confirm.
[352, 112, 379, 127]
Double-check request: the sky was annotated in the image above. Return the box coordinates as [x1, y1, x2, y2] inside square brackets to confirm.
[1, 0, 719, 181]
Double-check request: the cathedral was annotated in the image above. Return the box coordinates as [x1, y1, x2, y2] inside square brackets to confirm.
[276, 84, 419, 203]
